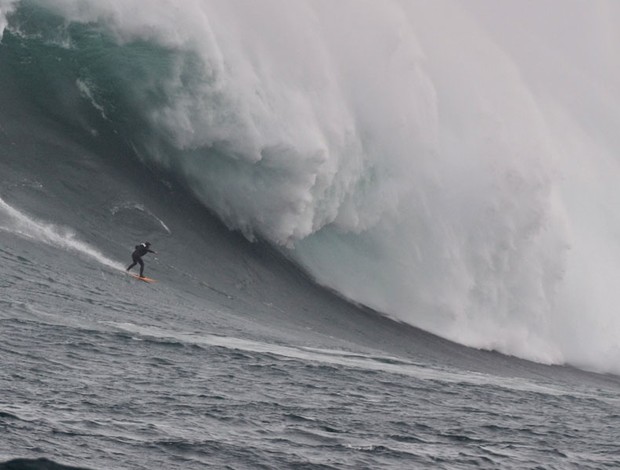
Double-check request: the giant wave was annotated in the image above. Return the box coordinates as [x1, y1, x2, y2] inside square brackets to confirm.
[1, 0, 620, 373]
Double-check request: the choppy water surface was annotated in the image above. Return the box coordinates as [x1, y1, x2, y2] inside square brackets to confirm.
[1, 238, 620, 469]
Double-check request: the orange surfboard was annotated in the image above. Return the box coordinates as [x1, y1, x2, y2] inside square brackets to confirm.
[128, 273, 157, 283]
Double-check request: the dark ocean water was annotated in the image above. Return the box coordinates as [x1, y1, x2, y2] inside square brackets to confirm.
[2, 3, 620, 469]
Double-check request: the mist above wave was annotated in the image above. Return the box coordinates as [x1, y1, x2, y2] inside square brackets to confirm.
[4, 0, 620, 373]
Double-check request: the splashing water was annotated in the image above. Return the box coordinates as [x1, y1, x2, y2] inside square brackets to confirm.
[0, 197, 125, 271]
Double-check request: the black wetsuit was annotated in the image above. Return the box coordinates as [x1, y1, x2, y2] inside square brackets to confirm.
[126, 244, 155, 277]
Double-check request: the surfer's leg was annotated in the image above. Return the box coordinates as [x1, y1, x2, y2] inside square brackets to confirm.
[138, 258, 144, 277]
[127, 254, 140, 272]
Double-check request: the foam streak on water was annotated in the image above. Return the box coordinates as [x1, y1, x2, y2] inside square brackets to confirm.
[0, 197, 124, 271]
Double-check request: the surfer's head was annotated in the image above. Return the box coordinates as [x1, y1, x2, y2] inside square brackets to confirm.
[145, 241, 151, 247]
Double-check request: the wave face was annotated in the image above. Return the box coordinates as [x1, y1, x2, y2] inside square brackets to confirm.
[2, 0, 620, 372]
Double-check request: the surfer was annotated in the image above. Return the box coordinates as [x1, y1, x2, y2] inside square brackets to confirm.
[126, 241, 157, 278]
